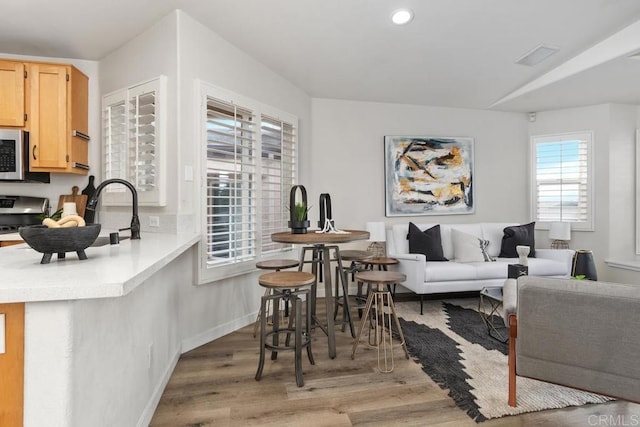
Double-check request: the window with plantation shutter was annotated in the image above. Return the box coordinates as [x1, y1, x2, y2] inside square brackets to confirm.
[101, 75, 167, 206]
[260, 115, 295, 255]
[531, 131, 593, 231]
[205, 98, 257, 266]
[199, 83, 297, 281]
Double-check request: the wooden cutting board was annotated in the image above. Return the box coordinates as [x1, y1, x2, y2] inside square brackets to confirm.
[57, 186, 88, 217]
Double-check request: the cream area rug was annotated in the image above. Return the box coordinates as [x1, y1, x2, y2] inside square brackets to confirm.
[395, 298, 612, 423]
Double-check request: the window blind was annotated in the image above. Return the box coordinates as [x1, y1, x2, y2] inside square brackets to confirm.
[532, 132, 592, 229]
[260, 115, 295, 254]
[102, 97, 127, 186]
[206, 98, 257, 266]
[129, 89, 157, 192]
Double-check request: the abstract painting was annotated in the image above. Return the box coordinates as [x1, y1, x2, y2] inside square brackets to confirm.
[385, 136, 474, 216]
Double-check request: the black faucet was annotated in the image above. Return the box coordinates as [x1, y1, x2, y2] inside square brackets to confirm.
[84, 178, 141, 240]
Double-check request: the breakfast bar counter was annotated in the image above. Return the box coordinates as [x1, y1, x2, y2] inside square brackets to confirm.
[0, 231, 200, 427]
[0, 231, 200, 303]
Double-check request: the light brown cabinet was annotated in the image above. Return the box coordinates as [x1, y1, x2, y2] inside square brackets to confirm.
[0, 303, 24, 427]
[0, 58, 89, 174]
[0, 241, 23, 247]
[27, 63, 89, 174]
[0, 60, 25, 127]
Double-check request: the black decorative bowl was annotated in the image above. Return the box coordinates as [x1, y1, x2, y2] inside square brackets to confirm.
[18, 224, 102, 264]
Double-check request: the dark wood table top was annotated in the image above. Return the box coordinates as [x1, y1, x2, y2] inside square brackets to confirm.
[355, 270, 406, 284]
[271, 230, 369, 244]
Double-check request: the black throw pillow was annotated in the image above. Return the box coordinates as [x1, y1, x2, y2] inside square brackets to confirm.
[499, 222, 536, 258]
[407, 222, 448, 261]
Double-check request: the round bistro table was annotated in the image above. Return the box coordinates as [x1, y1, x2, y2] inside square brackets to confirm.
[271, 229, 369, 358]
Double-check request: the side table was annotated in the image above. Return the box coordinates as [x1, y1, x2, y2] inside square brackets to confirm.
[478, 287, 507, 343]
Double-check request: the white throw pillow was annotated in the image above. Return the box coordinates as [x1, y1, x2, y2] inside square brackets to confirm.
[452, 228, 485, 262]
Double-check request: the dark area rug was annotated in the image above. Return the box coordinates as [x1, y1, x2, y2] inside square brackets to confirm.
[395, 299, 611, 423]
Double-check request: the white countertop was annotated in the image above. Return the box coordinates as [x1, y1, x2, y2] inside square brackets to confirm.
[0, 232, 22, 241]
[0, 231, 200, 303]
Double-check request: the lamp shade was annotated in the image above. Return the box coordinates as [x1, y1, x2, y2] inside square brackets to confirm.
[366, 222, 386, 242]
[549, 222, 571, 241]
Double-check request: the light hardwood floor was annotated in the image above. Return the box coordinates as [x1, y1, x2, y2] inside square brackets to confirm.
[151, 296, 639, 426]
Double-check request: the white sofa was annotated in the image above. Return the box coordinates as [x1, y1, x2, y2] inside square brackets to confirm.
[386, 222, 574, 314]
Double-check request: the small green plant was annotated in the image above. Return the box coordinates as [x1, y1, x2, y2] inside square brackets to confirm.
[292, 202, 310, 221]
[572, 274, 586, 280]
[37, 208, 63, 222]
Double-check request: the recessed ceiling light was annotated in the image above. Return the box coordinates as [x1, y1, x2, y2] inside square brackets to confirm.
[391, 9, 414, 25]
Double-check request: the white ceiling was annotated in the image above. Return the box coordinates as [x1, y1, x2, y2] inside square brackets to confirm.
[2, 0, 640, 113]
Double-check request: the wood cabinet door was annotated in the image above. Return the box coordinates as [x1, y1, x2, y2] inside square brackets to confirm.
[0, 61, 25, 127]
[0, 303, 24, 427]
[28, 63, 68, 170]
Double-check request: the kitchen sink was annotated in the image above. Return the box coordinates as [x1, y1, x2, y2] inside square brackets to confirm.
[90, 235, 131, 247]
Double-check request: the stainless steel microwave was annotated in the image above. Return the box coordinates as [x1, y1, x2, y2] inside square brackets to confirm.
[0, 129, 49, 182]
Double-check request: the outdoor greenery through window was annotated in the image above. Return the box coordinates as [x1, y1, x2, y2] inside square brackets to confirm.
[531, 131, 593, 231]
[201, 84, 296, 280]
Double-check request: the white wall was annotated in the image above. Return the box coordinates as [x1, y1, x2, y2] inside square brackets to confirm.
[310, 98, 530, 231]
[174, 10, 312, 346]
[528, 103, 640, 283]
[99, 12, 180, 233]
[0, 54, 100, 209]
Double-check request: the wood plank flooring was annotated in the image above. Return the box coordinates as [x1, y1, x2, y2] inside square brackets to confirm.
[151, 296, 639, 426]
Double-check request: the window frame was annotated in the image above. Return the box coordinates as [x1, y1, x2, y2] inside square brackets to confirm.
[530, 131, 594, 232]
[197, 81, 297, 283]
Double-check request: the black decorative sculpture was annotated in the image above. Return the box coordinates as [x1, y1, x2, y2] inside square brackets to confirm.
[318, 193, 334, 230]
[288, 185, 310, 234]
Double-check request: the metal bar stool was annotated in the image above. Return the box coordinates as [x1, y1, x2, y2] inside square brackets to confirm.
[253, 259, 300, 338]
[255, 271, 315, 387]
[351, 270, 409, 373]
[333, 249, 370, 337]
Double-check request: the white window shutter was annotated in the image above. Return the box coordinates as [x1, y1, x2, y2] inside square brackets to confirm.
[101, 75, 167, 207]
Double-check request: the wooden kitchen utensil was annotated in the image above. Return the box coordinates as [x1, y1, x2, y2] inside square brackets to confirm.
[57, 186, 88, 218]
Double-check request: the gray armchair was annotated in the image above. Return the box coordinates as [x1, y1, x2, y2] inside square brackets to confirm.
[508, 276, 640, 406]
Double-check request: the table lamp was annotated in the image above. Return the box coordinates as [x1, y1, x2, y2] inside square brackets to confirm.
[366, 222, 386, 257]
[549, 221, 570, 249]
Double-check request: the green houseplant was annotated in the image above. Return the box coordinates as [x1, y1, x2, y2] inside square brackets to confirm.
[288, 185, 310, 234]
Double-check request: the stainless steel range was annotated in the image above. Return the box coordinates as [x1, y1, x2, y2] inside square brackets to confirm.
[0, 196, 49, 234]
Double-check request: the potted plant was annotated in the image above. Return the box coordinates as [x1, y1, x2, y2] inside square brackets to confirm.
[289, 202, 310, 234]
[288, 185, 310, 234]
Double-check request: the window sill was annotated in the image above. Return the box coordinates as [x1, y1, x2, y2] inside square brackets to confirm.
[605, 258, 640, 272]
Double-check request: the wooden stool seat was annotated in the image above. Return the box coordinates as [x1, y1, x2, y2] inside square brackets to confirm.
[256, 271, 315, 387]
[355, 270, 404, 284]
[360, 257, 399, 269]
[256, 259, 300, 271]
[352, 270, 409, 373]
[339, 250, 371, 261]
[259, 271, 315, 288]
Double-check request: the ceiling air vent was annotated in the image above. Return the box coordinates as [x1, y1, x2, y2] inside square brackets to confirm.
[515, 44, 560, 66]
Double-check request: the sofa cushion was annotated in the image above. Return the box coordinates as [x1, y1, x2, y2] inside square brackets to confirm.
[499, 222, 536, 258]
[451, 228, 486, 262]
[424, 261, 478, 282]
[407, 222, 448, 261]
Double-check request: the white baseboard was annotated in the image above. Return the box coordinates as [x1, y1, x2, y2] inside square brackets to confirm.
[137, 347, 181, 427]
[181, 312, 256, 353]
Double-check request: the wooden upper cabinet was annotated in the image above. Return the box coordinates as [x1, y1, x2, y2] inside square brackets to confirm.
[27, 62, 89, 174]
[0, 60, 26, 127]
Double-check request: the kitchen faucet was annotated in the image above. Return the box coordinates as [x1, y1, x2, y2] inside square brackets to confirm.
[84, 178, 141, 239]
